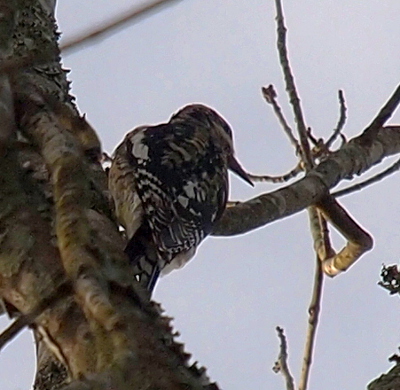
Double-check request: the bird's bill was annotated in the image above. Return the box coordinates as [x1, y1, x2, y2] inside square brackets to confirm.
[228, 155, 254, 186]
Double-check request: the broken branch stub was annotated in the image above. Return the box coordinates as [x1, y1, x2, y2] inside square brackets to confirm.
[316, 196, 373, 276]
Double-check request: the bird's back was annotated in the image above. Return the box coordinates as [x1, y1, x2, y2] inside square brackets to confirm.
[109, 119, 229, 292]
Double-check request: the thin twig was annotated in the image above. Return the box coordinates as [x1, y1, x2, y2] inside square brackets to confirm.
[0, 315, 32, 351]
[248, 164, 302, 183]
[362, 83, 400, 137]
[274, 4, 324, 389]
[0, 0, 185, 79]
[0, 1, 184, 75]
[261, 85, 300, 153]
[0, 281, 72, 352]
[309, 207, 335, 261]
[60, 0, 183, 54]
[306, 128, 320, 147]
[273, 326, 295, 390]
[298, 209, 328, 390]
[274, 0, 312, 169]
[333, 157, 400, 198]
[326, 90, 347, 149]
[0, 1, 183, 74]
[299, 255, 324, 390]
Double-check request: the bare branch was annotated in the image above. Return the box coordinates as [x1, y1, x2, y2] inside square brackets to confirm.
[0, 1, 186, 86]
[60, 0, 183, 55]
[306, 127, 321, 147]
[274, 0, 312, 168]
[298, 210, 329, 390]
[333, 157, 400, 198]
[326, 90, 347, 149]
[299, 256, 324, 390]
[273, 326, 295, 390]
[0, 281, 72, 352]
[261, 85, 300, 153]
[252, 84, 304, 184]
[248, 164, 302, 183]
[0, 1, 185, 85]
[362, 83, 400, 138]
[273, 7, 326, 388]
[316, 197, 373, 276]
[214, 126, 400, 236]
[309, 210, 335, 261]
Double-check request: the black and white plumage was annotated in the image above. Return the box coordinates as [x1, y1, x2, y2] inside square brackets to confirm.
[109, 104, 252, 293]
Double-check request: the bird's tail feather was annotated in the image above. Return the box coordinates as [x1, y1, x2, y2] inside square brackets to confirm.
[124, 223, 161, 294]
[147, 266, 161, 293]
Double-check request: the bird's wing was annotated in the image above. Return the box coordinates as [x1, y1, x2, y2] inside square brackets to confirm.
[125, 124, 228, 256]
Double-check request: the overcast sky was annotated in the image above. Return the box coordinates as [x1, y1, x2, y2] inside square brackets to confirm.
[1, 1, 400, 389]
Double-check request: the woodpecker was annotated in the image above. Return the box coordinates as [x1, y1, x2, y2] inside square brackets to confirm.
[109, 104, 252, 293]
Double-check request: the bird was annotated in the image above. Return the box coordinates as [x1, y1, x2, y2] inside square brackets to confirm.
[108, 104, 253, 293]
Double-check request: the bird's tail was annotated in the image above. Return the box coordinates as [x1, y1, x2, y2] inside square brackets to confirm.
[124, 223, 161, 294]
[147, 266, 161, 293]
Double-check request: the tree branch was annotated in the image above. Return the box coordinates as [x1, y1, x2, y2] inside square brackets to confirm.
[326, 90, 347, 149]
[274, 0, 311, 168]
[316, 197, 373, 275]
[1, 2, 219, 389]
[248, 164, 302, 183]
[298, 255, 324, 390]
[333, 157, 400, 197]
[273, 326, 295, 390]
[261, 84, 300, 154]
[273, 5, 327, 388]
[60, 0, 183, 55]
[214, 126, 400, 236]
[0, 281, 72, 352]
[362, 84, 400, 138]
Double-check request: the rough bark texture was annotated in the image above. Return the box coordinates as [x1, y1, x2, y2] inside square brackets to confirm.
[368, 364, 400, 390]
[214, 126, 400, 236]
[1, 1, 219, 389]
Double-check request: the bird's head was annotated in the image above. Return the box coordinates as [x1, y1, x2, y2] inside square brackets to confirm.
[171, 104, 253, 186]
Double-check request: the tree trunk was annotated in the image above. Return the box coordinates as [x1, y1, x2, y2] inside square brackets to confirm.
[368, 364, 400, 390]
[0, 1, 218, 389]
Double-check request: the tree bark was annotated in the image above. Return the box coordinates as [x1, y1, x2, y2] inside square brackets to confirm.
[368, 364, 400, 390]
[1, 1, 218, 389]
[214, 126, 400, 236]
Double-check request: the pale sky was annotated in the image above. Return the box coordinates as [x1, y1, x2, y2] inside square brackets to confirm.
[1, 1, 400, 389]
